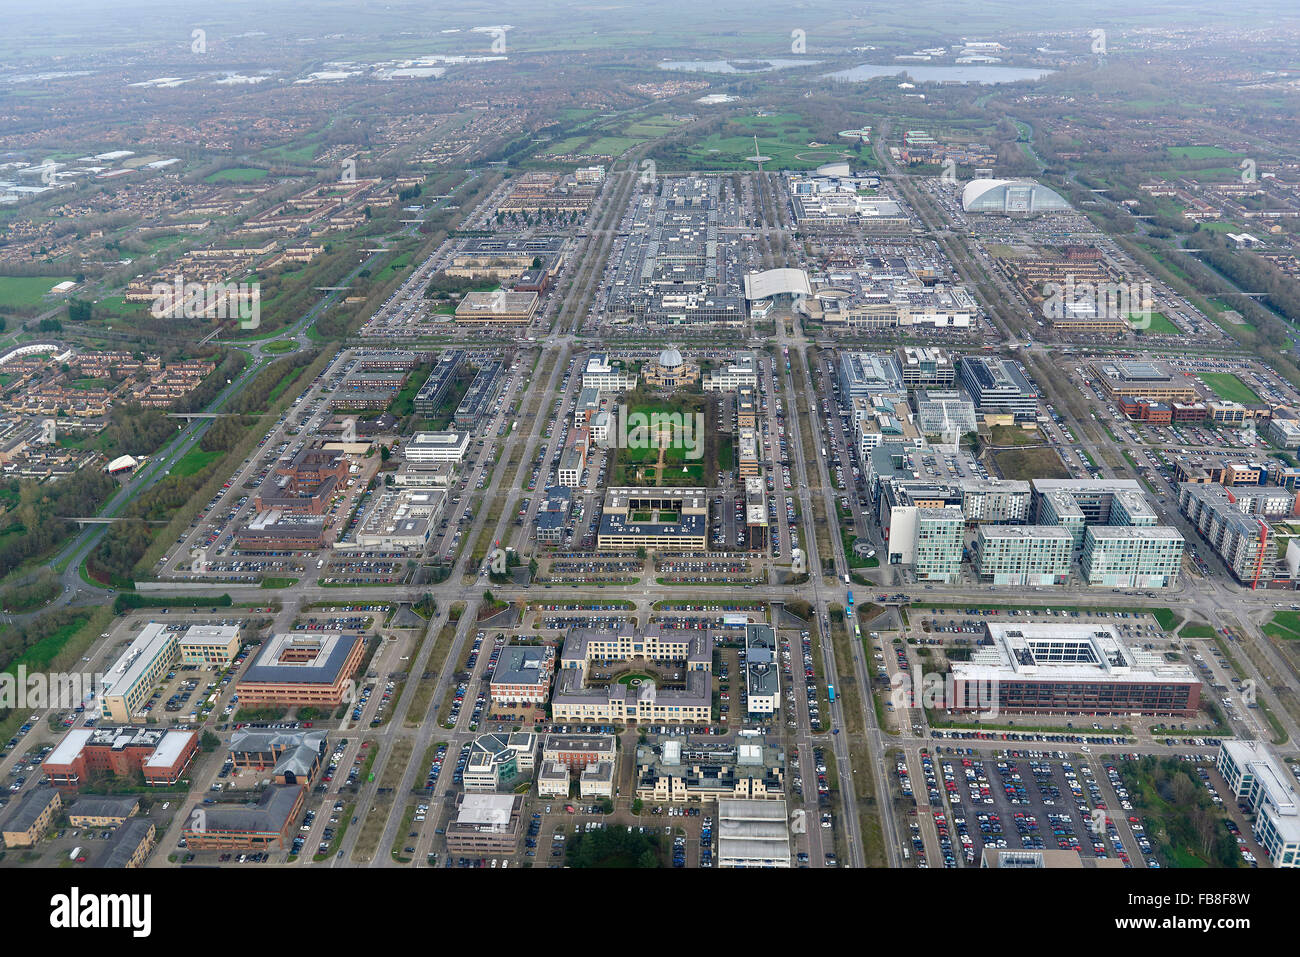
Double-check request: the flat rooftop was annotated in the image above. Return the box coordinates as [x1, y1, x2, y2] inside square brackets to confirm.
[955, 622, 1198, 686]
[241, 632, 360, 686]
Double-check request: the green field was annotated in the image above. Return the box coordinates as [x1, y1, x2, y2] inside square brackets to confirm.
[1165, 146, 1241, 160]
[262, 141, 319, 164]
[1265, 611, 1300, 642]
[1199, 372, 1260, 404]
[674, 112, 846, 170]
[1132, 311, 1180, 335]
[0, 275, 75, 310]
[204, 167, 270, 184]
[992, 446, 1069, 481]
[586, 135, 650, 156]
[541, 136, 592, 155]
[172, 448, 222, 477]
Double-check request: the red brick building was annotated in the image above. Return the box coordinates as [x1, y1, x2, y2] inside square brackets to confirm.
[42, 728, 198, 792]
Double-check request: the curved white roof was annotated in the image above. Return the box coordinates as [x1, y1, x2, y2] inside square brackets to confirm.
[743, 268, 812, 301]
[962, 179, 1010, 208]
[962, 178, 1070, 213]
[658, 346, 683, 369]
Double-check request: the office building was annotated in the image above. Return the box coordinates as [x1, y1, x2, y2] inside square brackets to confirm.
[228, 728, 328, 787]
[413, 350, 465, 416]
[183, 785, 305, 851]
[597, 487, 709, 551]
[537, 761, 572, 798]
[99, 622, 184, 723]
[951, 622, 1200, 716]
[1267, 417, 1300, 450]
[99, 621, 239, 714]
[99, 817, 156, 869]
[67, 795, 140, 828]
[837, 352, 905, 398]
[404, 431, 470, 463]
[1, 786, 61, 848]
[42, 727, 198, 791]
[535, 486, 572, 546]
[446, 794, 524, 855]
[1091, 359, 1199, 404]
[236, 632, 366, 708]
[959, 356, 1038, 420]
[1217, 740, 1300, 868]
[1080, 526, 1184, 588]
[255, 444, 348, 515]
[542, 734, 617, 769]
[743, 624, 781, 715]
[558, 442, 586, 489]
[489, 644, 555, 704]
[353, 488, 444, 550]
[582, 354, 637, 393]
[178, 624, 241, 666]
[635, 736, 785, 804]
[453, 361, 503, 428]
[883, 503, 964, 583]
[897, 347, 956, 389]
[553, 625, 713, 725]
[703, 353, 760, 392]
[463, 732, 538, 792]
[1178, 483, 1276, 588]
[974, 526, 1072, 586]
[453, 290, 539, 325]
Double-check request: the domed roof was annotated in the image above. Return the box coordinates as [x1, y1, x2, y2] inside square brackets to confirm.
[658, 346, 683, 369]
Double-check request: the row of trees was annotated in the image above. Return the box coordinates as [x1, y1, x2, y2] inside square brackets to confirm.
[0, 468, 117, 579]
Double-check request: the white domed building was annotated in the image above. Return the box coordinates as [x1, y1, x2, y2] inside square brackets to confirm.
[643, 346, 699, 389]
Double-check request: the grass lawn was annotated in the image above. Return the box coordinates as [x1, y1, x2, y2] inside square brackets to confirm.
[988, 425, 1037, 446]
[587, 135, 650, 155]
[1166, 146, 1241, 159]
[992, 446, 1068, 480]
[1179, 623, 1219, 640]
[616, 673, 654, 685]
[1132, 311, 1180, 335]
[204, 167, 269, 184]
[1199, 372, 1261, 405]
[260, 577, 299, 589]
[0, 275, 74, 310]
[1265, 611, 1300, 642]
[171, 448, 222, 477]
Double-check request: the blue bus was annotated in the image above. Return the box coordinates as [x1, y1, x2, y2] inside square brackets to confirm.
[828, 685, 836, 703]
